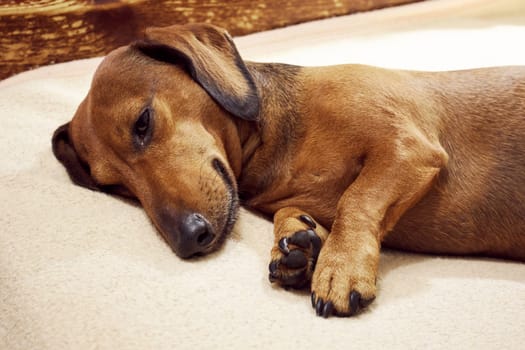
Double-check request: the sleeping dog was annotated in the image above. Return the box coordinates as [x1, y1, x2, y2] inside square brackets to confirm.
[52, 23, 525, 317]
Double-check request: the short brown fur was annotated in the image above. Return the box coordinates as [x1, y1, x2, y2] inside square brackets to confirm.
[52, 23, 525, 317]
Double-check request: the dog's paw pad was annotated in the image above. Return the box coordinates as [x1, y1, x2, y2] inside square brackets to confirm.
[269, 217, 323, 289]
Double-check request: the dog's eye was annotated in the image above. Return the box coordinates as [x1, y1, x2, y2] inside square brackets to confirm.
[133, 107, 153, 148]
[135, 109, 150, 137]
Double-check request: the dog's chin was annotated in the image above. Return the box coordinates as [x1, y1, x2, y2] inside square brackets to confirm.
[200, 203, 239, 257]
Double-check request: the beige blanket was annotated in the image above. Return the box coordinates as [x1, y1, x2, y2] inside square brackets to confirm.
[1, 0, 524, 349]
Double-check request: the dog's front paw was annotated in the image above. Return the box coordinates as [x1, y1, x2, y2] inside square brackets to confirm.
[310, 241, 377, 318]
[269, 214, 326, 289]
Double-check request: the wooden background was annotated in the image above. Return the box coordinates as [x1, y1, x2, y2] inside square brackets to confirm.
[0, 0, 422, 80]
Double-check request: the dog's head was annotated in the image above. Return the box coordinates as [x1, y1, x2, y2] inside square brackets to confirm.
[52, 23, 259, 258]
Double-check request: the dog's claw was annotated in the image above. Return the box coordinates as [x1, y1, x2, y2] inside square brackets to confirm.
[278, 237, 290, 254]
[299, 214, 317, 229]
[315, 298, 324, 316]
[312, 294, 334, 318]
[268, 260, 280, 282]
[322, 301, 334, 318]
[349, 291, 361, 315]
[269, 260, 279, 273]
[311, 290, 375, 317]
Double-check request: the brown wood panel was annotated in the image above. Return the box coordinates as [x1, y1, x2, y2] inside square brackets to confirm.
[0, 0, 422, 79]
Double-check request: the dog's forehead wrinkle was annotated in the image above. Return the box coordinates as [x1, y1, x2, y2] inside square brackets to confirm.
[94, 52, 165, 102]
[89, 83, 154, 132]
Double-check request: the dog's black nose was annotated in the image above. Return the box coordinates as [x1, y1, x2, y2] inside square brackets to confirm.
[178, 213, 215, 258]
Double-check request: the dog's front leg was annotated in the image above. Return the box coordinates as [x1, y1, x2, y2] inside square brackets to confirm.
[268, 207, 330, 289]
[311, 141, 447, 317]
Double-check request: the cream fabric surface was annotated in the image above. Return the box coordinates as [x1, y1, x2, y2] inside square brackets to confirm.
[1, 0, 525, 349]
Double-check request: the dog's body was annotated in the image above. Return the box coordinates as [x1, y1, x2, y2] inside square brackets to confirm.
[52, 24, 525, 318]
[245, 63, 525, 258]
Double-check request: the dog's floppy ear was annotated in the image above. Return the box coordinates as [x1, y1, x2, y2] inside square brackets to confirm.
[52, 122, 100, 191]
[134, 23, 259, 121]
[52, 123, 138, 200]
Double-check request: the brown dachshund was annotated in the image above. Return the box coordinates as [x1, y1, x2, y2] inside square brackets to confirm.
[52, 23, 525, 318]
